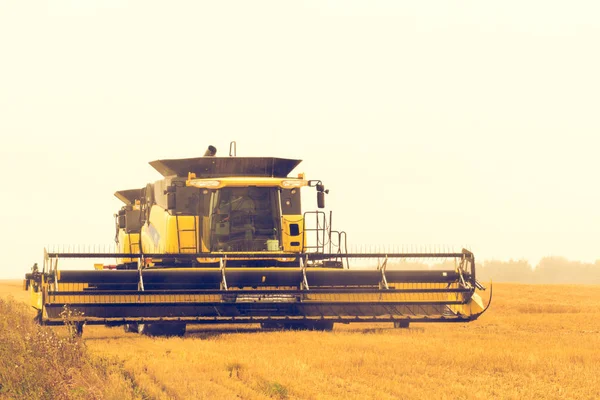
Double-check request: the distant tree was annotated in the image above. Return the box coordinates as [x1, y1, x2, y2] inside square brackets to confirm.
[387, 257, 600, 284]
[535, 257, 600, 284]
[477, 259, 534, 283]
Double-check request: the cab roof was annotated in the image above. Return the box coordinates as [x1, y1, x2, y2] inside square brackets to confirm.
[149, 157, 302, 178]
[114, 188, 144, 204]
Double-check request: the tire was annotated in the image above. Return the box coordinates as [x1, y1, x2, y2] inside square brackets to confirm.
[167, 323, 187, 337]
[123, 323, 139, 333]
[393, 321, 410, 329]
[138, 323, 186, 337]
[137, 323, 147, 335]
[311, 321, 334, 331]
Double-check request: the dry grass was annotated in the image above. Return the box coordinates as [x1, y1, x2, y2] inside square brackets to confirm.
[0, 295, 142, 399]
[2, 281, 599, 399]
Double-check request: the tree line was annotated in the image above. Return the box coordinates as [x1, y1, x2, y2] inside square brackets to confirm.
[388, 257, 600, 284]
[477, 257, 600, 284]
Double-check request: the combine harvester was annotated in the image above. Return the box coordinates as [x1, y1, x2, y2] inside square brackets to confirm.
[24, 144, 491, 336]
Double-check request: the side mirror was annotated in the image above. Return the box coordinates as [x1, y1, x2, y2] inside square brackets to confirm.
[167, 193, 176, 210]
[118, 214, 126, 229]
[317, 192, 325, 209]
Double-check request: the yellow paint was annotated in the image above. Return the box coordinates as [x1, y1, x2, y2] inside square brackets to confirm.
[281, 215, 304, 252]
[141, 206, 199, 254]
[117, 231, 140, 263]
[27, 275, 43, 311]
[449, 292, 485, 316]
[170, 215, 198, 253]
[200, 216, 211, 252]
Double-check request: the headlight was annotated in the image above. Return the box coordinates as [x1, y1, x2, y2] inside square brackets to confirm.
[188, 180, 221, 188]
[281, 180, 305, 188]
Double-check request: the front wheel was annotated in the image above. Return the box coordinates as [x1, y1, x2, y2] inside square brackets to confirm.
[393, 321, 410, 329]
[123, 323, 139, 333]
[311, 321, 334, 331]
[138, 323, 186, 337]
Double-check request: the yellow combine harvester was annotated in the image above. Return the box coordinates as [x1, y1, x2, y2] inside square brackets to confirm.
[24, 145, 491, 336]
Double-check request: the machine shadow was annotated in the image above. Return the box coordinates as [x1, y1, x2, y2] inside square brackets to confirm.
[185, 325, 264, 339]
[83, 323, 427, 340]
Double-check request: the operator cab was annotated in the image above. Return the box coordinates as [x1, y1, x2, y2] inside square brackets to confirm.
[210, 186, 282, 252]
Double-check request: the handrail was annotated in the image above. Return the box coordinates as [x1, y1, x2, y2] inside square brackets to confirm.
[45, 251, 472, 260]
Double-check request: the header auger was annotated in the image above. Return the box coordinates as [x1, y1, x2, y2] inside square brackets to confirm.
[25, 144, 490, 336]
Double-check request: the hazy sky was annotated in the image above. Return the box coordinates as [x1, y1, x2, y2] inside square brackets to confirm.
[1, 1, 599, 278]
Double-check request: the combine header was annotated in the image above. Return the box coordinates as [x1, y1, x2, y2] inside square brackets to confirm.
[25, 144, 490, 336]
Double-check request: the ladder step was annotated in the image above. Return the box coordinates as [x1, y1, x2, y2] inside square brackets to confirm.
[176, 215, 198, 254]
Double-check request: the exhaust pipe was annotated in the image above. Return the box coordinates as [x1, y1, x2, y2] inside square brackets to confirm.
[204, 145, 217, 157]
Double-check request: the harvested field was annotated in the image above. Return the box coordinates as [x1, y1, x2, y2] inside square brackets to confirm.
[1, 280, 599, 399]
